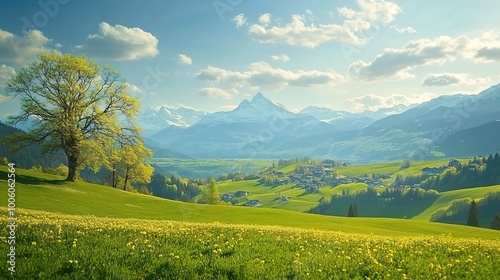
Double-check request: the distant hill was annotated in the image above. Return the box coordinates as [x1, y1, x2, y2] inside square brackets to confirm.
[437, 121, 500, 157]
[0, 122, 65, 168]
[146, 84, 500, 162]
[2, 165, 499, 239]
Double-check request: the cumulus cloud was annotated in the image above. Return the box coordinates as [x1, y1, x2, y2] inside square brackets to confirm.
[199, 87, 237, 99]
[349, 93, 436, 111]
[248, 14, 364, 48]
[75, 22, 158, 60]
[349, 36, 466, 81]
[258, 13, 271, 25]
[0, 64, 16, 87]
[0, 29, 52, 65]
[421, 73, 490, 87]
[245, 0, 401, 48]
[196, 62, 345, 90]
[338, 0, 401, 24]
[232, 13, 247, 28]
[270, 54, 290, 62]
[177, 54, 192, 65]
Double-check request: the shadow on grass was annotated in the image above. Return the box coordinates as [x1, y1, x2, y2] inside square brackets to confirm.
[0, 170, 66, 186]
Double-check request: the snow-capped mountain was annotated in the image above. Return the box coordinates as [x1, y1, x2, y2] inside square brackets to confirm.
[151, 92, 338, 157]
[194, 92, 296, 126]
[299, 104, 410, 130]
[136, 106, 209, 135]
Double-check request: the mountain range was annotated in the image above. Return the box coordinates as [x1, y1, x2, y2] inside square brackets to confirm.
[145, 84, 500, 162]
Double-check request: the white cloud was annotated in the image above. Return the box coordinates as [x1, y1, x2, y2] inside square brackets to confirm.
[270, 54, 290, 62]
[177, 54, 192, 65]
[75, 22, 158, 60]
[339, 0, 401, 24]
[0, 29, 52, 65]
[0, 64, 16, 87]
[245, 0, 401, 48]
[421, 73, 490, 87]
[248, 14, 364, 48]
[349, 36, 466, 81]
[391, 25, 416, 34]
[232, 13, 247, 28]
[196, 62, 345, 90]
[258, 13, 271, 25]
[199, 87, 237, 99]
[349, 93, 436, 111]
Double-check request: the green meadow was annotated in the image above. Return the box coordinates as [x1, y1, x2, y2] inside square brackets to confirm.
[1, 165, 499, 279]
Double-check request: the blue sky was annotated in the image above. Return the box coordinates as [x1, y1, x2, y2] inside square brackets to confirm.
[1, 0, 500, 118]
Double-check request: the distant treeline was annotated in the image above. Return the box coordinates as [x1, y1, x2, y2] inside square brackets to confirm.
[309, 186, 439, 216]
[431, 192, 500, 227]
[146, 173, 205, 202]
[0, 122, 66, 169]
[395, 153, 500, 192]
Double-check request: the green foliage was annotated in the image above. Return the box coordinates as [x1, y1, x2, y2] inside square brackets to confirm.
[0, 157, 8, 165]
[491, 214, 500, 230]
[466, 200, 480, 227]
[146, 173, 202, 202]
[206, 179, 220, 205]
[5, 52, 142, 182]
[420, 154, 500, 192]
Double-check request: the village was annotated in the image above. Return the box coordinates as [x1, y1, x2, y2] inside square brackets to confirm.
[219, 159, 477, 207]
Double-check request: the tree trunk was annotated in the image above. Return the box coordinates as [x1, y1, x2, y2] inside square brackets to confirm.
[123, 166, 129, 190]
[66, 154, 78, 182]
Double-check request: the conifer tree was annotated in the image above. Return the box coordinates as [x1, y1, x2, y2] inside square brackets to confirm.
[347, 203, 358, 217]
[466, 200, 479, 227]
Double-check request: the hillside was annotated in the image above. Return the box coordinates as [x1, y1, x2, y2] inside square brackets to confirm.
[1, 165, 499, 239]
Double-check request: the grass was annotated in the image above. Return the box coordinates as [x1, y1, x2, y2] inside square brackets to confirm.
[2, 165, 500, 278]
[1, 166, 499, 239]
[413, 185, 500, 221]
[3, 209, 500, 279]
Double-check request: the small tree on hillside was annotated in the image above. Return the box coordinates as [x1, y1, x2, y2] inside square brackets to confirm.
[347, 203, 358, 217]
[491, 214, 500, 230]
[466, 200, 479, 227]
[206, 179, 219, 205]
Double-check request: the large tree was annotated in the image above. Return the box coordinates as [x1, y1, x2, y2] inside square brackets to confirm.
[5, 52, 144, 181]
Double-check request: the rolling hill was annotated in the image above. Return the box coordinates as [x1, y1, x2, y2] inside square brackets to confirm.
[2, 165, 499, 239]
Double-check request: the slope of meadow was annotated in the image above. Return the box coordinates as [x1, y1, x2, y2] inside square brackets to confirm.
[0, 165, 498, 239]
[1, 165, 499, 279]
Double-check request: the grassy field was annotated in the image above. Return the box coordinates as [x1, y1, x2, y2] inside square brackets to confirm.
[2, 208, 499, 279]
[1, 165, 500, 278]
[149, 158, 272, 178]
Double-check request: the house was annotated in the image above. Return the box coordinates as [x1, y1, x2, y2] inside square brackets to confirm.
[281, 195, 290, 201]
[245, 200, 261, 207]
[220, 193, 235, 202]
[322, 159, 335, 168]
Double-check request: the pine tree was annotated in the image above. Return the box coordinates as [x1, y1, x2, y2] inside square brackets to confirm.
[491, 214, 500, 230]
[466, 200, 479, 227]
[347, 203, 358, 217]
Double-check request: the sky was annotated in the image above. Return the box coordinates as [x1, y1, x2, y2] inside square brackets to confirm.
[1, 0, 500, 118]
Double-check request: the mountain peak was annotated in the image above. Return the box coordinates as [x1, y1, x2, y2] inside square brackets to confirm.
[251, 92, 267, 102]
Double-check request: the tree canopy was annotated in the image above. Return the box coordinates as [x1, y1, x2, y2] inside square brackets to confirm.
[5, 52, 151, 182]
